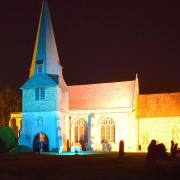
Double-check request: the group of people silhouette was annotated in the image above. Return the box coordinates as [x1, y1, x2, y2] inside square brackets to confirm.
[146, 139, 179, 166]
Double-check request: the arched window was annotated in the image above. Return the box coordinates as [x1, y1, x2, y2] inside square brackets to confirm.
[101, 118, 115, 143]
[172, 128, 176, 141]
[74, 119, 88, 143]
[142, 132, 149, 145]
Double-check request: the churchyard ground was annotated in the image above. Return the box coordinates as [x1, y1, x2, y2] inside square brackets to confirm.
[0, 152, 180, 180]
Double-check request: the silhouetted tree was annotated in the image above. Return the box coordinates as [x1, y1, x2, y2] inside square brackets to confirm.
[0, 87, 21, 127]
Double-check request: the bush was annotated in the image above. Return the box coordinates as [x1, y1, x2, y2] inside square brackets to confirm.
[0, 127, 17, 153]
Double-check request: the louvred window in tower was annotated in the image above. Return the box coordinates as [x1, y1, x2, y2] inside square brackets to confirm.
[36, 60, 44, 74]
[35, 88, 45, 101]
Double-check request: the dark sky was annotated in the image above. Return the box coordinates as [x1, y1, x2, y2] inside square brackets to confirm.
[0, 0, 180, 94]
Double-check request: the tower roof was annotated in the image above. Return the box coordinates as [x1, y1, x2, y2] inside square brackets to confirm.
[21, 74, 58, 89]
[29, 0, 60, 77]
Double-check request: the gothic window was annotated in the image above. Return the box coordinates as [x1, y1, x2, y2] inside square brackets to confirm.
[172, 128, 176, 141]
[35, 88, 45, 101]
[172, 127, 180, 142]
[142, 132, 149, 145]
[74, 119, 88, 143]
[111, 125, 115, 143]
[101, 118, 115, 143]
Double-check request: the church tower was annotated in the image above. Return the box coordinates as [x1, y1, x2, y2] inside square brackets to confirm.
[19, 0, 68, 151]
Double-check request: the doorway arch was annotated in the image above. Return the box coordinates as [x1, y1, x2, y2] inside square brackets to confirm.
[33, 133, 49, 152]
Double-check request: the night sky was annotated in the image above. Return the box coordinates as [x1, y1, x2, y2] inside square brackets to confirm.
[0, 0, 180, 94]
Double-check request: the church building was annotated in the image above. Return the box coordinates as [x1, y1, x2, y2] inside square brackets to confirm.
[10, 0, 180, 152]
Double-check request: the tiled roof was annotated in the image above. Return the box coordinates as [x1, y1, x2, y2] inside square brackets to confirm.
[138, 92, 180, 118]
[68, 81, 135, 110]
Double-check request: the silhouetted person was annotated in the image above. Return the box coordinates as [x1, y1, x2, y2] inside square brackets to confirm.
[119, 140, 124, 158]
[67, 139, 70, 151]
[171, 140, 175, 151]
[80, 140, 86, 151]
[170, 140, 178, 158]
[156, 143, 168, 160]
[146, 139, 157, 166]
[75, 150, 78, 155]
[174, 143, 178, 157]
[171, 140, 176, 157]
[174, 143, 178, 150]
[108, 143, 111, 152]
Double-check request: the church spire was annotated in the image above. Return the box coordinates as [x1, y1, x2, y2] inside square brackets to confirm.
[29, 0, 61, 78]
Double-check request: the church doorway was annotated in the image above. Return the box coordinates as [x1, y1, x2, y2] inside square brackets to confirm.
[33, 133, 49, 152]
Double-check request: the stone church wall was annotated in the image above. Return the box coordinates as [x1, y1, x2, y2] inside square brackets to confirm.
[70, 108, 137, 152]
[23, 87, 58, 112]
[19, 111, 62, 151]
[58, 87, 69, 113]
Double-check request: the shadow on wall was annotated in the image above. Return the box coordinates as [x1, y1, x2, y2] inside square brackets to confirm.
[10, 118, 19, 138]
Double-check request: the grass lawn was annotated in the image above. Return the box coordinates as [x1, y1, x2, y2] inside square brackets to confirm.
[0, 152, 180, 180]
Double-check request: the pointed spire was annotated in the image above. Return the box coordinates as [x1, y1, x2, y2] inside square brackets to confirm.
[132, 73, 139, 106]
[29, 0, 61, 78]
[135, 72, 139, 89]
[135, 73, 138, 80]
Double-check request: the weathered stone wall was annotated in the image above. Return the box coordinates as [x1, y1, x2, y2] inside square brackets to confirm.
[19, 111, 62, 151]
[58, 87, 69, 113]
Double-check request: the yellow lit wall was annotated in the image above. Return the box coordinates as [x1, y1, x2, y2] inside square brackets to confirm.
[138, 116, 180, 152]
[9, 113, 22, 138]
[70, 107, 138, 152]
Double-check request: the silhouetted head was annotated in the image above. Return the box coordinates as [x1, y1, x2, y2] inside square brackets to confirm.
[150, 139, 156, 146]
